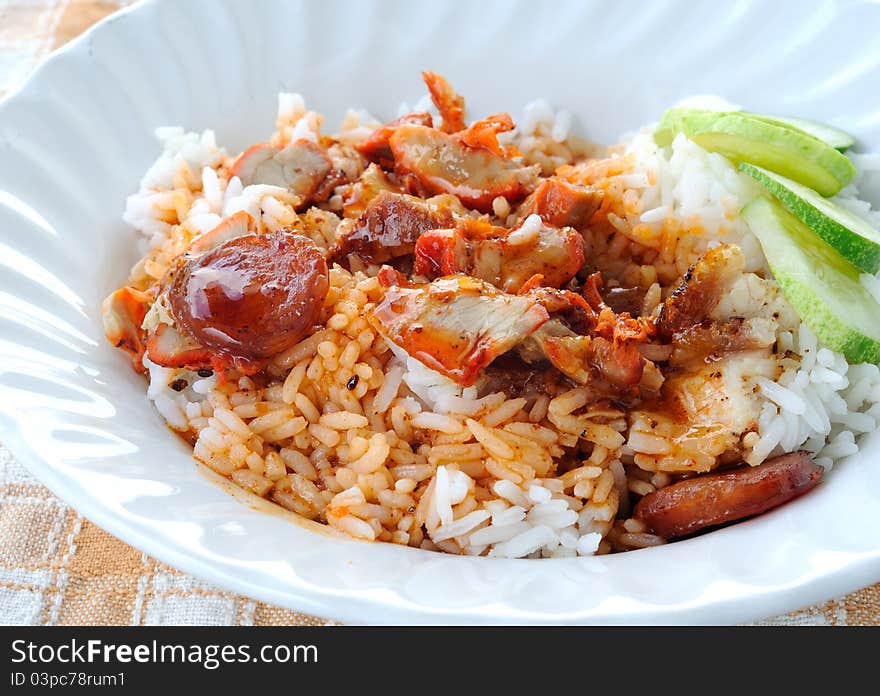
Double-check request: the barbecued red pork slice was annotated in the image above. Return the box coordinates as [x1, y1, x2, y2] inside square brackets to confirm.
[454, 113, 516, 157]
[229, 140, 334, 205]
[187, 211, 253, 255]
[331, 191, 458, 263]
[356, 112, 434, 168]
[520, 178, 604, 230]
[145, 322, 213, 370]
[518, 319, 646, 391]
[340, 163, 403, 219]
[101, 286, 152, 371]
[495, 216, 585, 291]
[370, 273, 549, 386]
[389, 125, 539, 213]
[413, 215, 584, 292]
[510, 277, 660, 396]
[229, 143, 278, 183]
[525, 285, 598, 335]
[422, 71, 466, 133]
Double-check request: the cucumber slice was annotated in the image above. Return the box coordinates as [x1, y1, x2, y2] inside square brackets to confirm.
[741, 196, 880, 364]
[741, 163, 880, 274]
[745, 113, 855, 152]
[655, 108, 856, 196]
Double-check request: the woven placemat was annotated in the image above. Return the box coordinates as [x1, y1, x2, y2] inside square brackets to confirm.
[0, 0, 877, 626]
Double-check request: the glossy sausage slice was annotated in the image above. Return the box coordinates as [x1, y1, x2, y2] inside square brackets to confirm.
[634, 451, 823, 539]
[168, 230, 328, 364]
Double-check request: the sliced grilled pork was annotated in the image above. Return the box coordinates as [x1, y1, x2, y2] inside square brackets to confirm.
[413, 215, 584, 292]
[370, 273, 549, 386]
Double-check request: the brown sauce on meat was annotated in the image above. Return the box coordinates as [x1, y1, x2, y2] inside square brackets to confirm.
[604, 286, 646, 317]
[331, 191, 453, 263]
[480, 354, 575, 399]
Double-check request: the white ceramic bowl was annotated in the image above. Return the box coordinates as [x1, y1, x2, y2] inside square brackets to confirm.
[2, 0, 880, 624]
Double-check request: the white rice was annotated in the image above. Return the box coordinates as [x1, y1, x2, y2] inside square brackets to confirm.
[747, 323, 880, 468]
[140, 127, 224, 191]
[625, 129, 767, 272]
[421, 470, 616, 558]
[390, 345, 480, 415]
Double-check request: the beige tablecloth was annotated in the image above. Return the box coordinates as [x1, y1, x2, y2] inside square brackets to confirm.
[0, 0, 878, 626]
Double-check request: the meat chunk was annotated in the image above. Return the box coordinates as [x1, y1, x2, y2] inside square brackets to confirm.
[389, 124, 539, 213]
[422, 71, 466, 133]
[590, 335, 646, 389]
[520, 178, 603, 230]
[229, 142, 277, 183]
[580, 272, 655, 343]
[454, 113, 516, 157]
[101, 286, 152, 371]
[331, 191, 456, 263]
[525, 286, 596, 334]
[145, 322, 212, 370]
[495, 216, 585, 292]
[340, 163, 402, 219]
[356, 112, 434, 168]
[657, 244, 745, 338]
[370, 273, 549, 386]
[516, 320, 589, 382]
[479, 355, 574, 400]
[229, 140, 334, 206]
[627, 349, 776, 473]
[187, 211, 252, 255]
[421, 72, 517, 155]
[167, 230, 328, 366]
[603, 286, 645, 317]
[518, 320, 646, 391]
[634, 451, 823, 539]
[512, 279, 657, 395]
[413, 215, 584, 292]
